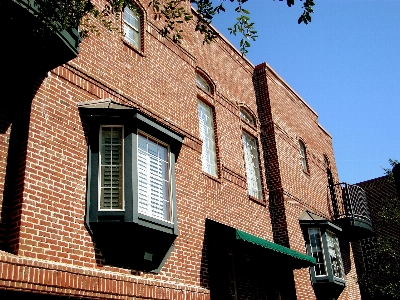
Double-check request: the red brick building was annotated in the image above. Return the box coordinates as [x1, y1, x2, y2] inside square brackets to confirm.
[0, 1, 373, 299]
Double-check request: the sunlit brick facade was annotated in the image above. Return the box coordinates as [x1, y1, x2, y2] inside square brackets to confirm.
[0, 1, 365, 299]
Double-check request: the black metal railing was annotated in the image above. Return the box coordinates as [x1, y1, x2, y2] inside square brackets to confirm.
[329, 183, 370, 222]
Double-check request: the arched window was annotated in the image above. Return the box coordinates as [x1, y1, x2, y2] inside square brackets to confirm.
[196, 74, 211, 93]
[239, 108, 255, 126]
[299, 140, 308, 172]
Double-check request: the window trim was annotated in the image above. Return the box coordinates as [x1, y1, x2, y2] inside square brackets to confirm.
[195, 70, 215, 95]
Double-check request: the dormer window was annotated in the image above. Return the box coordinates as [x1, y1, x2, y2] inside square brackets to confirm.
[240, 108, 255, 126]
[196, 74, 211, 93]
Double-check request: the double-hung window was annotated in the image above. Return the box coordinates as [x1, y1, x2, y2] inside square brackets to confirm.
[124, 6, 141, 49]
[198, 100, 218, 177]
[242, 132, 262, 200]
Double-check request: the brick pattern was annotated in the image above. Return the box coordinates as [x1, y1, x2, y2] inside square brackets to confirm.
[0, 250, 209, 299]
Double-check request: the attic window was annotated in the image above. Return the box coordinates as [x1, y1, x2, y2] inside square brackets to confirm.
[240, 108, 255, 126]
[196, 74, 211, 93]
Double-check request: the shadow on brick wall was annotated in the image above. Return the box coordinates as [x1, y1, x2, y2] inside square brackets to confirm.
[0, 69, 45, 254]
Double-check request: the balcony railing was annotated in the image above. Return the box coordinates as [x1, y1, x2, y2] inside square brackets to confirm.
[328, 183, 373, 239]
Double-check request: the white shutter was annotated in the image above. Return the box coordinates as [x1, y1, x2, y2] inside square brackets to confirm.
[99, 126, 123, 210]
[137, 133, 170, 221]
[242, 132, 262, 200]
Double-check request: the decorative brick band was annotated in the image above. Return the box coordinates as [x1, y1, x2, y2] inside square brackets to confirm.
[0, 251, 210, 299]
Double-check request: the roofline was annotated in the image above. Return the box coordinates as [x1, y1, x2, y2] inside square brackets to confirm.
[356, 175, 389, 186]
[191, 7, 332, 138]
[190, 7, 254, 69]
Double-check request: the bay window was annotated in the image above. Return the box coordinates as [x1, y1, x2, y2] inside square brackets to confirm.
[300, 211, 345, 289]
[79, 98, 183, 272]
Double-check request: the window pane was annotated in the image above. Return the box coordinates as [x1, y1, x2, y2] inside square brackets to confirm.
[299, 141, 308, 172]
[242, 132, 262, 200]
[196, 74, 210, 92]
[308, 228, 327, 276]
[137, 133, 171, 221]
[198, 101, 218, 176]
[100, 126, 123, 210]
[326, 231, 344, 279]
[240, 109, 255, 126]
[124, 7, 140, 49]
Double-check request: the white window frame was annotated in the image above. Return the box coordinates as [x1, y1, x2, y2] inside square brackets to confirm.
[124, 6, 141, 49]
[242, 131, 263, 200]
[98, 125, 124, 211]
[198, 100, 218, 177]
[137, 130, 172, 222]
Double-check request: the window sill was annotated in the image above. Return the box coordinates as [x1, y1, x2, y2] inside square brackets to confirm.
[202, 171, 222, 184]
[123, 39, 145, 57]
[196, 86, 214, 98]
[248, 195, 266, 206]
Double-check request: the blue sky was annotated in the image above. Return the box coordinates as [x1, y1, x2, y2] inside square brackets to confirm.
[210, 0, 400, 184]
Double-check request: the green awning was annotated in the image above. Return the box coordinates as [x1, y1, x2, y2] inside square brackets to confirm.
[235, 229, 316, 268]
